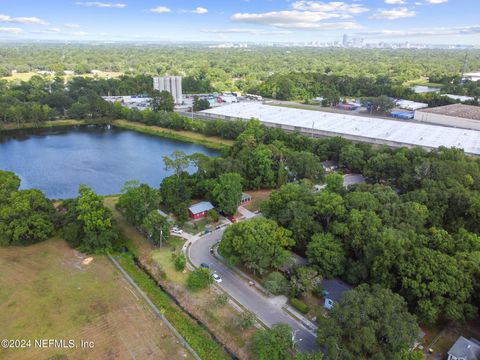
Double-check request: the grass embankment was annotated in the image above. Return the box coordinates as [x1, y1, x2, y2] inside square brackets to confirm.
[113, 119, 232, 151]
[0, 119, 87, 131]
[115, 253, 230, 360]
[0, 238, 191, 360]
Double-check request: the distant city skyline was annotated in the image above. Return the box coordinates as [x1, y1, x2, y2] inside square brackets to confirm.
[0, 0, 479, 45]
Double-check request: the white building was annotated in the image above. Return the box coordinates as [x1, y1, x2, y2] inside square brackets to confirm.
[445, 94, 475, 102]
[463, 72, 480, 82]
[153, 76, 183, 104]
[201, 102, 480, 156]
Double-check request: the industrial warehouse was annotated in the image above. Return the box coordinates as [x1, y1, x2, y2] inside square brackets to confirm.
[201, 102, 480, 155]
[414, 104, 480, 131]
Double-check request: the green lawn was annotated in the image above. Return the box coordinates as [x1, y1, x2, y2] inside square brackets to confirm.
[151, 237, 188, 285]
[183, 218, 208, 235]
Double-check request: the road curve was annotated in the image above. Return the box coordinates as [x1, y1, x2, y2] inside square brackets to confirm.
[188, 228, 320, 353]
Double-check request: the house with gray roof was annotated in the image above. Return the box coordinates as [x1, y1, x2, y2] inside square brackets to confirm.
[188, 201, 214, 220]
[447, 336, 480, 360]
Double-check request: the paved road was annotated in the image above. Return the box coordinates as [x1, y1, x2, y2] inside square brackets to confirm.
[189, 228, 320, 353]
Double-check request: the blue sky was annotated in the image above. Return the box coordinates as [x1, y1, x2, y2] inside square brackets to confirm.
[0, 0, 478, 44]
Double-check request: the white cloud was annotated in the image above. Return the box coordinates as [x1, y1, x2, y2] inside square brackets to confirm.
[291, 1, 369, 14]
[0, 14, 48, 25]
[190, 7, 208, 14]
[201, 28, 291, 35]
[424, 0, 447, 3]
[231, 1, 365, 31]
[151, 6, 171, 13]
[384, 0, 405, 4]
[75, 2, 126, 8]
[370, 7, 415, 20]
[64, 23, 81, 28]
[0, 27, 24, 34]
[232, 11, 361, 29]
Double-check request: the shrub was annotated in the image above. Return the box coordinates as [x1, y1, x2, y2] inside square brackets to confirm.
[206, 209, 219, 223]
[215, 293, 229, 307]
[289, 298, 310, 314]
[186, 268, 213, 291]
[174, 254, 186, 271]
[263, 271, 289, 295]
[237, 311, 256, 329]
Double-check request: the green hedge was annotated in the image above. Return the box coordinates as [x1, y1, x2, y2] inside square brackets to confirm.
[289, 298, 310, 314]
[116, 253, 230, 360]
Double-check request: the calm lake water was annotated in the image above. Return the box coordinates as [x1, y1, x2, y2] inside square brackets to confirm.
[0, 125, 220, 199]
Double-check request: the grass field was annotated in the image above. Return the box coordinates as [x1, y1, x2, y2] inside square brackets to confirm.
[0, 239, 192, 360]
[151, 237, 189, 286]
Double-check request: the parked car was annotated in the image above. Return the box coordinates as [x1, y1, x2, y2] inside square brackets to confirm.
[227, 216, 236, 223]
[212, 273, 222, 283]
[200, 262, 209, 269]
[172, 226, 183, 234]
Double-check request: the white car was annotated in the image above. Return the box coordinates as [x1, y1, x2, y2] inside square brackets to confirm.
[172, 227, 183, 235]
[212, 273, 222, 283]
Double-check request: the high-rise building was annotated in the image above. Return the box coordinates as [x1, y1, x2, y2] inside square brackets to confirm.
[153, 76, 183, 104]
[342, 34, 349, 47]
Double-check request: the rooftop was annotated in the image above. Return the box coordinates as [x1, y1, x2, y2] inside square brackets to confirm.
[188, 201, 214, 215]
[416, 104, 480, 121]
[202, 103, 480, 155]
[448, 336, 480, 360]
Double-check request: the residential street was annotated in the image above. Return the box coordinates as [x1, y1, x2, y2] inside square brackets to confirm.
[188, 228, 320, 353]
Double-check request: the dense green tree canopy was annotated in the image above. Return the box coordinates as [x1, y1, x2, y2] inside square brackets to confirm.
[219, 217, 294, 274]
[62, 185, 120, 253]
[0, 189, 55, 246]
[317, 284, 419, 360]
[142, 210, 171, 247]
[211, 172, 243, 216]
[117, 180, 160, 226]
[251, 323, 294, 360]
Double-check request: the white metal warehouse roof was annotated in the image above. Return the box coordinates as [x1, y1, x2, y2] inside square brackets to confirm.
[201, 103, 480, 155]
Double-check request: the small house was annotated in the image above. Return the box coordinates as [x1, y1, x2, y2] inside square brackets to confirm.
[321, 279, 353, 310]
[447, 336, 480, 360]
[188, 201, 214, 220]
[240, 193, 251, 205]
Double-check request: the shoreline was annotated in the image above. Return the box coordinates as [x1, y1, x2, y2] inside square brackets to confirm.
[0, 118, 232, 151]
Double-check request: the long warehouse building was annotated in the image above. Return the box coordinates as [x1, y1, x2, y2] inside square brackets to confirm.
[201, 103, 480, 155]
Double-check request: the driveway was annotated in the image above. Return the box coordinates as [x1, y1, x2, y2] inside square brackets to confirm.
[189, 228, 320, 353]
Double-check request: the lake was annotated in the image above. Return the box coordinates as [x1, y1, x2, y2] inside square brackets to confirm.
[0, 125, 220, 199]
